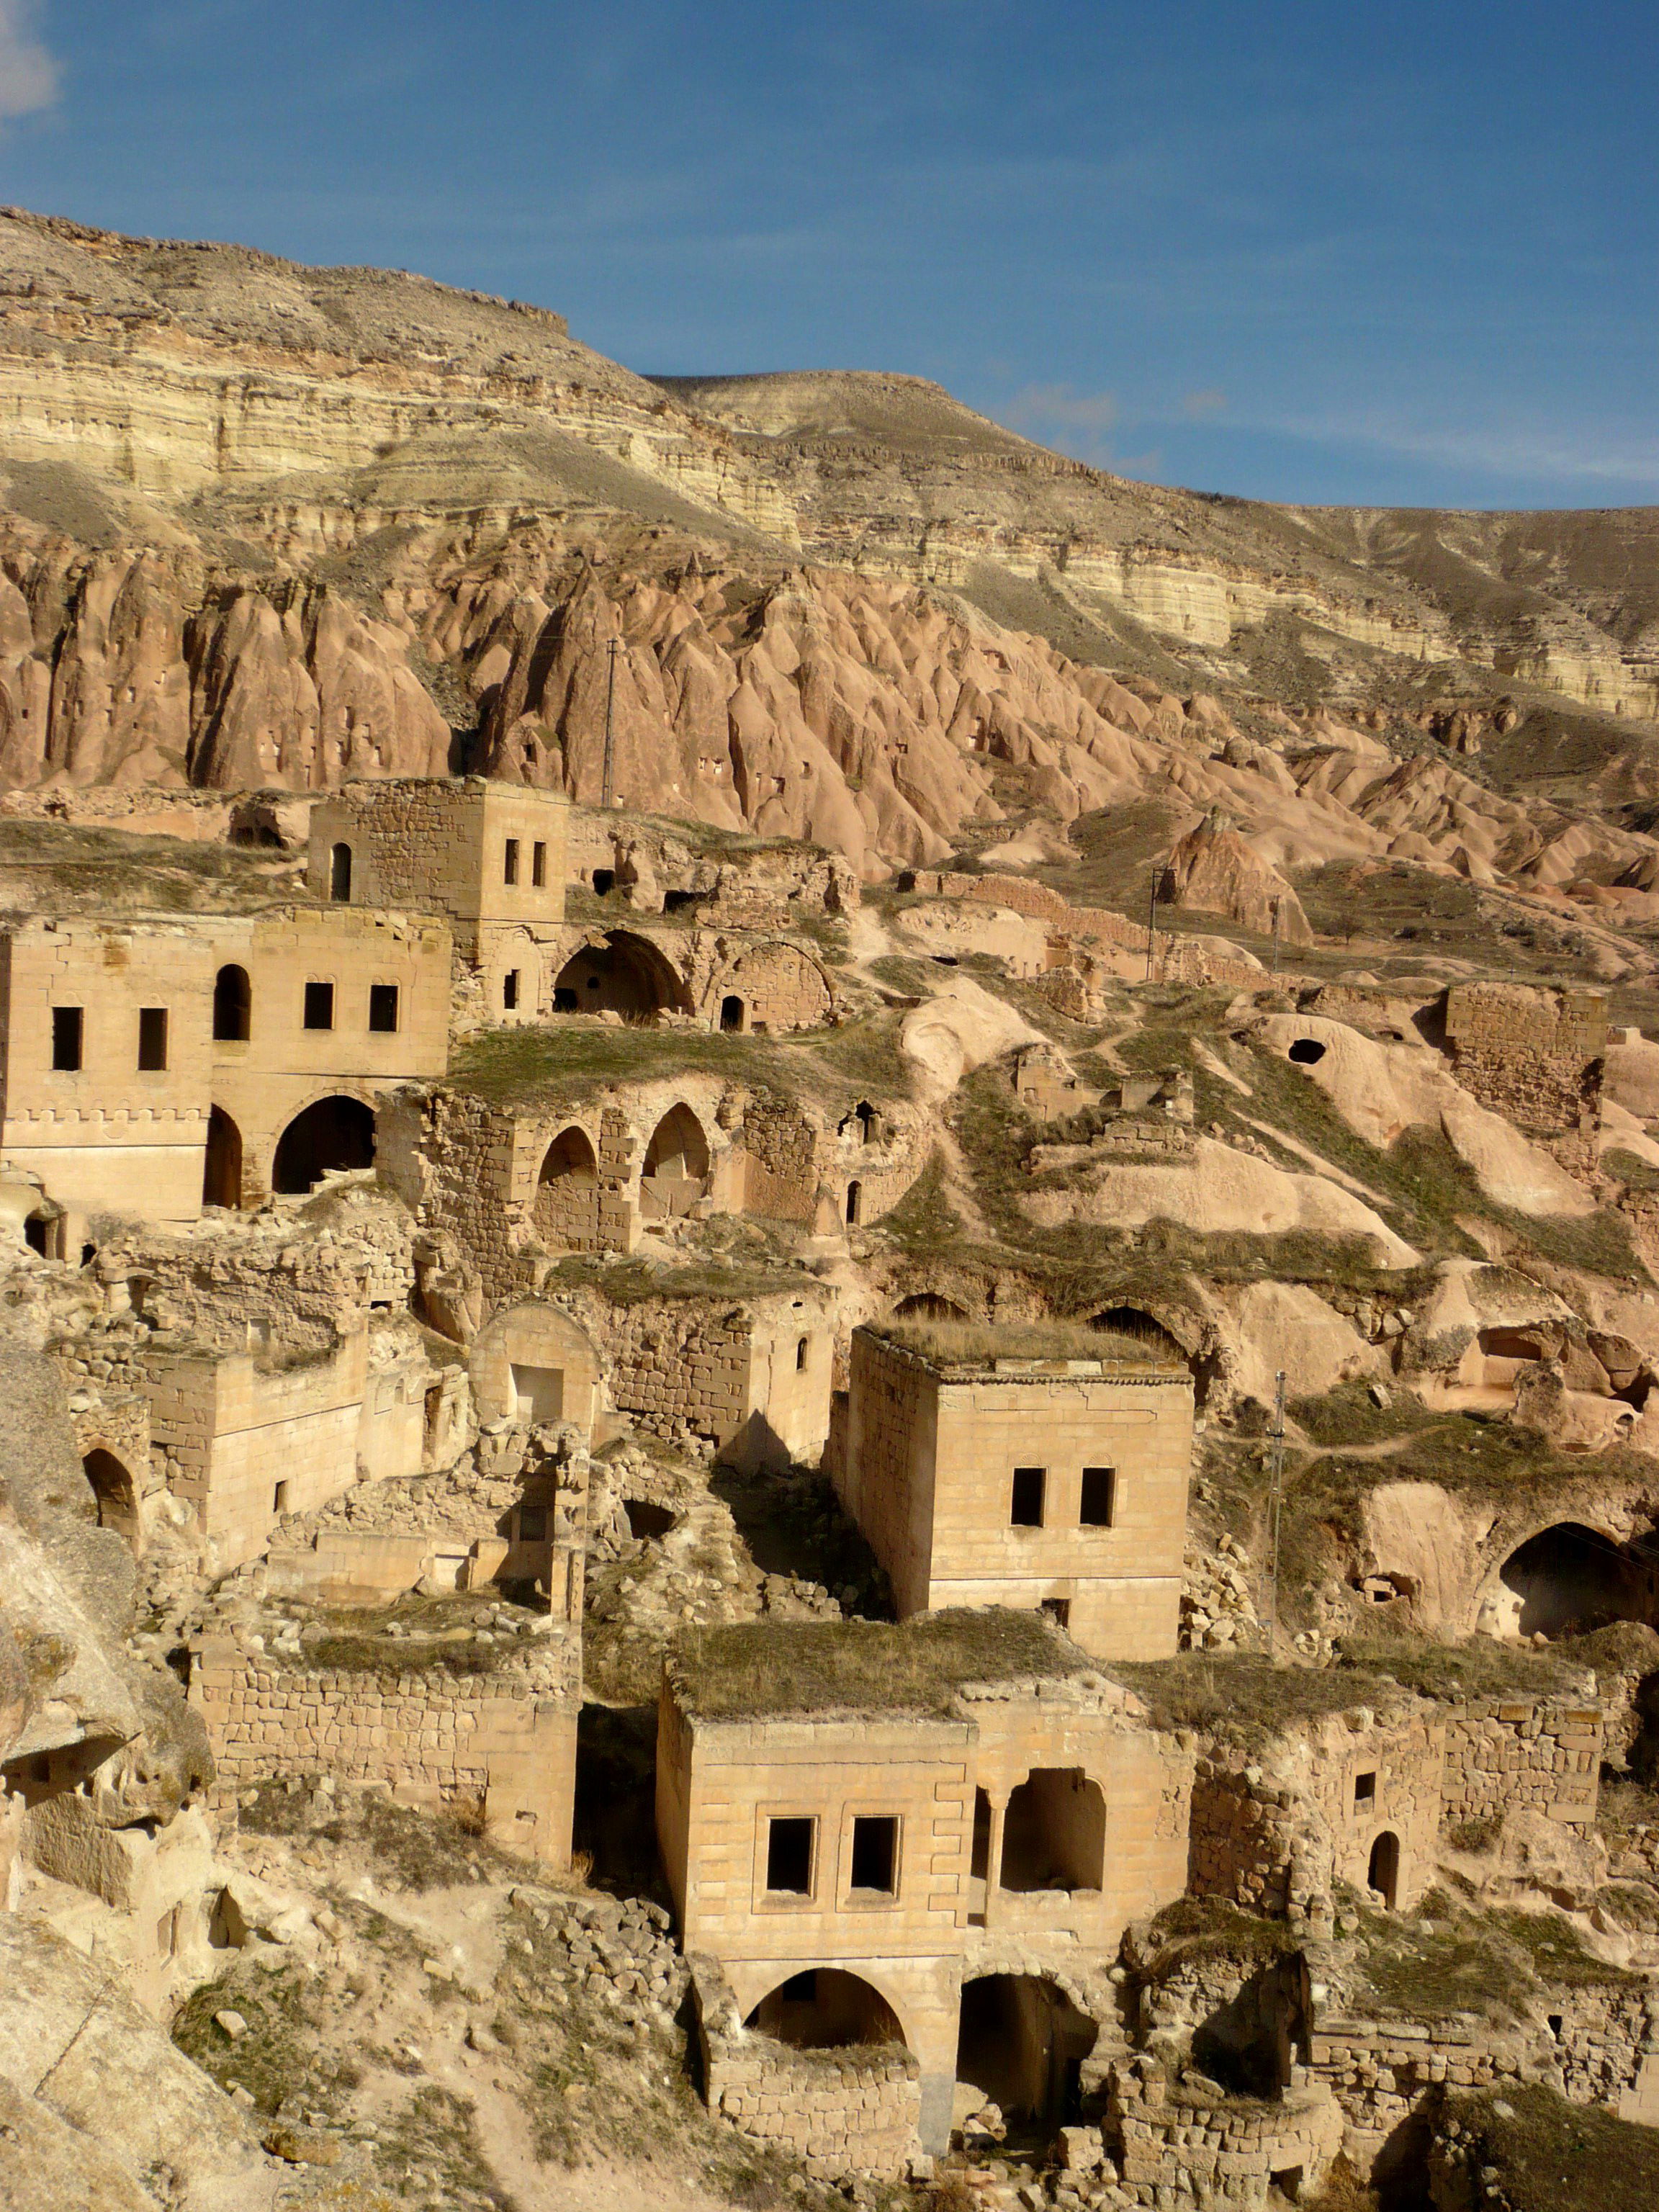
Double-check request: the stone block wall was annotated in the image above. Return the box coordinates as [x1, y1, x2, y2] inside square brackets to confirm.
[1107, 2057, 1344, 2208]
[702, 940, 833, 1034]
[1439, 1698, 1604, 1834]
[1444, 981, 1606, 1146]
[1309, 2016, 1530, 2157]
[189, 1629, 578, 1866]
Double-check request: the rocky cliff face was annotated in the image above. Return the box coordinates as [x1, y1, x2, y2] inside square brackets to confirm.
[1, 204, 1658, 894]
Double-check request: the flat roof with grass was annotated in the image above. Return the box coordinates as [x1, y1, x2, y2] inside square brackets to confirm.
[856, 1315, 1185, 1377]
[667, 1608, 1096, 1722]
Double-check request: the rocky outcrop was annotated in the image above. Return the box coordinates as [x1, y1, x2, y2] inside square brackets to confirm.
[1162, 811, 1313, 943]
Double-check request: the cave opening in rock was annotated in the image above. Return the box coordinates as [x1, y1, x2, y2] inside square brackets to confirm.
[1287, 1038, 1326, 1065]
[1498, 1520, 1649, 1640]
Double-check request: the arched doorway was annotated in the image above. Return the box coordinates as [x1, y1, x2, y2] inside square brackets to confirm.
[534, 1125, 599, 1249]
[203, 1106, 243, 1210]
[329, 842, 352, 902]
[745, 1970, 906, 2051]
[894, 1292, 969, 1323]
[640, 1104, 710, 1220]
[1367, 1830, 1401, 1910]
[212, 964, 251, 1042]
[82, 1449, 140, 1552]
[956, 1976, 1097, 2136]
[1089, 1305, 1188, 1364]
[551, 932, 686, 1019]
[271, 1096, 377, 1195]
[846, 1180, 863, 1226]
[1498, 1521, 1641, 1639]
[999, 1769, 1106, 1893]
[720, 994, 745, 1033]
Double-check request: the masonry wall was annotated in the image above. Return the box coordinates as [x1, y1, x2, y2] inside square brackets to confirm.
[1444, 981, 1606, 1147]
[1438, 1696, 1604, 1833]
[0, 921, 216, 1223]
[835, 1333, 939, 1616]
[701, 940, 833, 1034]
[190, 1630, 579, 1866]
[146, 1332, 369, 1573]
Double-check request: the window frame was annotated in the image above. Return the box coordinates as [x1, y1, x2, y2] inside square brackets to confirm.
[302, 979, 336, 1033]
[1079, 1465, 1118, 1528]
[137, 1005, 168, 1072]
[757, 1811, 818, 1905]
[845, 1812, 902, 1902]
[1010, 1465, 1047, 1528]
[367, 981, 400, 1035]
[50, 1004, 84, 1072]
[503, 837, 520, 887]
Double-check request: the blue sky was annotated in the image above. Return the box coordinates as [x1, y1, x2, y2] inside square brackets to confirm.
[2, 0, 1655, 509]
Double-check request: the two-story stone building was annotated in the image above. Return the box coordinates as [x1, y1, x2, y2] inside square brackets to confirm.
[657, 1611, 1192, 2168]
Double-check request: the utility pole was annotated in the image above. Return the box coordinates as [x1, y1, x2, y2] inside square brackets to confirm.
[1271, 896, 1282, 977]
[600, 636, 621, 810]
[1262, 1368, 1287, 1656]
[1146, 867, 1159, 982]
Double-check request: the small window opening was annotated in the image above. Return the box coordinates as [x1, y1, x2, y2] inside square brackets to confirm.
[592, 868, 616, 895]
[24, 1216, 47, 1256]
[503, 968, 521, 1011]
[504, 838, 520, 886]
[765, 1816, 814, 1895]
[368, 983, 400, 1033]
[1287, 1038, 1326, 1066]
[1271, 2170, 1304, 2204]
[1079, 1467, 1117, 1527]
[272, 1481, 289, 1514]
[1548, 2013, 1564, 2041]
[532, 840, 547, 888]
[850, 1815, 898, 1894]
[328, 842, 352, 902]
[518, 1503, 547, 1543]
[845, 1179, 863, 1226]
[302, 981, 334, 1031]
[523, 738, 539, 765]
[1354, 1771, 1377, 1809]
[138, 1007, 168, 1071]
[1041, 1596, 1071, 1629]
[52, 1005, 83, 1071]
[212, 964, 251, 1042]
[1010, 1467, 1046, 1528]
[796, 1335, 809, 1372]
[720, 994, 745, 1032]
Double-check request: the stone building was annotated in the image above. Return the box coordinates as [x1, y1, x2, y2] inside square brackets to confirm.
[306, 776, 571, 1020]
[1444, 980, 1607, 1163]
[657, 1611, 1192, 2170]
[831, 1322, 1192, 1662]
[0, 906, 451, 1236]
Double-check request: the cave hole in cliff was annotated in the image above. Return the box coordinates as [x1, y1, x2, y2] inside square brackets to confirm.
[82, 1448, 140, 1552]
[956, 1975, 1096, 2136]
[999, 1769, 1105, 1894]
[623, 1498, 675, 1541]
[893, 1292, 970, 1323]
[271, 1095, 377, 1195]
[552, 931, 687, 1020]
[1498, 1521, 1648, 1640]
[745, 1971, 906, 2053]
[203, 1106, 243, 1210]
[1287, 1038, 1326, 1065]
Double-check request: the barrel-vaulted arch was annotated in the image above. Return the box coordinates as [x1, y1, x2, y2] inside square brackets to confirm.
[640, 1102, 711, 1221]
[269, 1089, 377, 1195]
[743, 1969, 908, 2051]
[551, 930, 692, 1020]
[1468, 1513, 1653, 1639]
[533, 1123, 601, 1251]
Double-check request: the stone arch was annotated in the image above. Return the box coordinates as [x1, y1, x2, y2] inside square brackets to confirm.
[82, 1448, 140, 1553]
[212, 963, 251, 1043]
[708, 941, 832, 1035]
[469, 1300, 601, 1439]
[1089, 1303, 1191, 1362]
[745, 1969, 908, 2051]
[271, 1094, 377, 1195]
[552, 930, 690, 1020]
[203, 1105, 243, 1210]
[894, 1292, 970, 1323]
[1367, 1830, 1401, 1910]
[640, 1103, 711, 1220]
[956, 1974, 1097, 2134]
[999, 1768, 1106, 1894]
[533, 1124, 600, 1251]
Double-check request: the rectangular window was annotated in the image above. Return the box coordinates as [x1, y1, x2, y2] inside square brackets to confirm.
[138, 1006, 168, 1071]
[765, 1816, 814, 1895]
[503, 837, 520, 886]
[532, 840, 547, 889]
[518, 1502, 547, 1544]
[51, 1005, 84, 1071]
[503, 969, 521, 1011]
[850, 1815, 898, 1894]
[1040, 1596, 1071, 1629]
[1354, 1771, 1377, 1808]
[1010, 1466, 1046, 1527]
[272, 1481, 289, 1514]
[1079, 1467, 1117, 1527]
[302, 981, 334, 1031]
[368, 983, 400, 1033]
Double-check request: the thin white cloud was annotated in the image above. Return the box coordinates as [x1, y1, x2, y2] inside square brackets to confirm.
[1182, 389, 1228, 420]
[0, 0, 56, 121]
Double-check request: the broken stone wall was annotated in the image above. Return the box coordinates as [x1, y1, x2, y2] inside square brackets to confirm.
[1439, 1696, 1604, 1835]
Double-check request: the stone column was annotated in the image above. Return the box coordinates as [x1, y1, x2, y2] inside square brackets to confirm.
[983, 1794, 1007, 1932]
